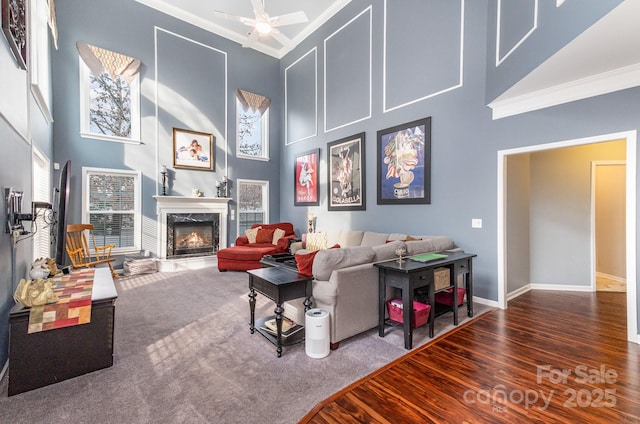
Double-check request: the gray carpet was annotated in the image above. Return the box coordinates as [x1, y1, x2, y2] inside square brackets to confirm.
[0, 267, 491, 424]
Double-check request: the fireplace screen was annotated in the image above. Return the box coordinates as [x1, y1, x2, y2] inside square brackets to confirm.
[167, 213, 219, 258]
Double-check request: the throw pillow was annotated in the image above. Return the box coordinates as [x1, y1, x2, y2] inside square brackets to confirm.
[256, 228, 276, 244]
[245, 227, 261, 243]
[272, 228, 286, 245]
[406, 235, 422, 241]
[306, 232, 328, 251]
[295, 250, 319, 276]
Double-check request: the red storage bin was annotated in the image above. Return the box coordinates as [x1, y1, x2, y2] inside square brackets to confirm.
[435, 288, 466, 307]
[386, 298, 430, 328]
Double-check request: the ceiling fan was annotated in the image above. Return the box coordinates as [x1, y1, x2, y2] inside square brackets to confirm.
[214, 0, 308, 47]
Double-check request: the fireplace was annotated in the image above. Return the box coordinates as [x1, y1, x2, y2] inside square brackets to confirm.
[167, 213, 219, 258]
[154, 196, 230, 271]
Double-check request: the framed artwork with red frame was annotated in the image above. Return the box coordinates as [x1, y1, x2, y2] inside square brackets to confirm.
[294, 148, 320, 206]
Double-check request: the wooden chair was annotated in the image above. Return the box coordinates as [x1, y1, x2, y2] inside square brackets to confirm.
[65, 224, 117, 278]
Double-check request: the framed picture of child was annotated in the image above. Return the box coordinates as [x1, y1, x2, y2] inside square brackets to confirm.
[173, 127, 214, 171]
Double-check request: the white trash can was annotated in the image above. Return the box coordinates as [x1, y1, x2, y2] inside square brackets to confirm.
[305, 308, 330, 358]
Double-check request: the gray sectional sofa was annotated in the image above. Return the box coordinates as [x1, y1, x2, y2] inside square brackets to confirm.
[285, 230, 455, 349]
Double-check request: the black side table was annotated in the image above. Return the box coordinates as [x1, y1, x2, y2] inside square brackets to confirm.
[375, 251, 477, 350]
[247, 266, 312, 357]
[375, 260, 435, 350]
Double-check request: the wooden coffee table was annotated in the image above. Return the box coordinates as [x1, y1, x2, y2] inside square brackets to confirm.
[247, 266, 312, 357]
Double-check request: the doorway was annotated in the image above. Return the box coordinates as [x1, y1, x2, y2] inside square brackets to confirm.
[497, 130, 637, 343]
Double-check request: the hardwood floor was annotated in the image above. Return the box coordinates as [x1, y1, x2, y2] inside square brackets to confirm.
[300, 290, 640, 423]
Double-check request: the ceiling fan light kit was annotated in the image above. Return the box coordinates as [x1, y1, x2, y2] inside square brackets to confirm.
[214, 0, 308, 46]
[255, 21, 272, 35]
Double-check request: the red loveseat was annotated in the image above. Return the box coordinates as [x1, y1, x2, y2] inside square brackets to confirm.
[217, 222, 297, 272]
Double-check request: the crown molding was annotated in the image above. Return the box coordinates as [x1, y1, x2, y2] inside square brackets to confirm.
[488, 62, 640, 119]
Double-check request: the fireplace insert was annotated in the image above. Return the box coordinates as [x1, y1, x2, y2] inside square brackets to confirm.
[167, 213, 219, 258]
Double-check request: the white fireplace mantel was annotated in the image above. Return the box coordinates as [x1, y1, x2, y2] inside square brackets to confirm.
[154, 196, 231, 270]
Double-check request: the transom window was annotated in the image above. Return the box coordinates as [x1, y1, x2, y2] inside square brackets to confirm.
[236, 90, 270, 161]
[78, 44, 141, 143]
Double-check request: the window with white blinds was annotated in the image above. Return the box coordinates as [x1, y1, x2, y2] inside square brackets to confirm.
[82, 167, 141, 253]
[237, 179, 269, 235]
[32, 148, 51, 260]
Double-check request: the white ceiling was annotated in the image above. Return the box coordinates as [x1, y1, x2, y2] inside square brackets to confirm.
[136, 0, 640, 118]
[490, 0, 640, 118]
[134, 0, 351, 58]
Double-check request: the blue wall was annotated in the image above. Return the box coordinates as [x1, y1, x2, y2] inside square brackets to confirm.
[277, 0, 640, 309]
[51, 0, 282, 251]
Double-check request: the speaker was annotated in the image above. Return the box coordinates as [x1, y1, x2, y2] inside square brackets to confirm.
[305, 308, 330, 358]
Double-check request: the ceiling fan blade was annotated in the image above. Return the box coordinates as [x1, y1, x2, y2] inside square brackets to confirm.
[213, 10, 256, 26]
[250, 0, 266, 17]
[270, 28, 292, 46]
[270, 11, 308, 27]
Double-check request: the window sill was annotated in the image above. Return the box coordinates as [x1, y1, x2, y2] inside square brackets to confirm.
[80, 132, 142, 145]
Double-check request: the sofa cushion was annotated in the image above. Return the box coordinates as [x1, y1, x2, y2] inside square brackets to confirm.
[253, 222, 295, 236]
[313, 246, 375, 281]
[216, 245, 277, 261]
[373, 240, 406, 262]
[272, 228, 285, 245]
[245, 227, 260, 243]
[387, 233, 408, 241]
[361, 231, 390, 247]
[339, 230, 365, 247]
[256, 228, 275, 244]
[405, 236, 454, 256]
[295, 250, 319, 276]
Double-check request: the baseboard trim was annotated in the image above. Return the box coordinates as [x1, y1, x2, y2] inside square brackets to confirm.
[507, 284, 532, 301]
[596, 272, 627, 284]
[529, 283, 593, 292]
[0, 359, 8, 383]
[471, 296, 499, 309]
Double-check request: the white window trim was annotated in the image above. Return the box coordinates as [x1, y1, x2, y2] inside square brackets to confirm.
[236, 179, 269, 236]
[81, 166, 142, 255]
[29, 0, 53, 123]
[79, 61, 141, 144]
[32, 146, 51, 260]
[236, 99, 270, 161]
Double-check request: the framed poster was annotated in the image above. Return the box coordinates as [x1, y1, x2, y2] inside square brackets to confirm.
[294, 149, 320, 206]
[327, 133, 366, 211]
[173, 128, 214, 171]
[377, 117, 431, 205]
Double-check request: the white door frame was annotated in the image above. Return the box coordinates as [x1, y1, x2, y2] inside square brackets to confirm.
[590, 160, 626, 292]
[497, 130, 637, 343]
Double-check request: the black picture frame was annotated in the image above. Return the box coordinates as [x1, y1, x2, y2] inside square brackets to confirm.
[327, 133, 366, 211]
[377, 117, 431, 205]
[294, 148, 320, 206]
[2, 0, 27, 70]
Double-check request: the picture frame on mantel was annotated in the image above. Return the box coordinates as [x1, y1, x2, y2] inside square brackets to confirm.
[327, 133, 366, 211]
[294, 148, 319, 206]
[377, 117, 431, 205]
[173, 127, 214, 171]
[2, 0, 28, 70]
